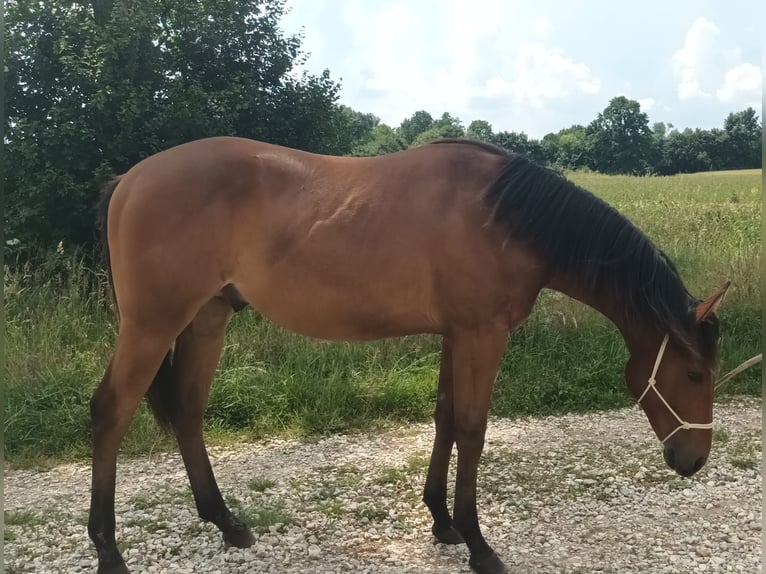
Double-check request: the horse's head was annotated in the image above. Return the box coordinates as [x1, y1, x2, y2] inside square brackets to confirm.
[625, 283, 729, 477]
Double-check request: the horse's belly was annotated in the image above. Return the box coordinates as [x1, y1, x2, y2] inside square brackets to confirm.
[239, 274, 440, 341]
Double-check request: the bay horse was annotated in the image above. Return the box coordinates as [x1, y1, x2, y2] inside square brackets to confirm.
[90, 137, 728, 574]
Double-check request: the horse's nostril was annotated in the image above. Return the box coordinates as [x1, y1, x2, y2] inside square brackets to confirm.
[692, 456, 706, 474]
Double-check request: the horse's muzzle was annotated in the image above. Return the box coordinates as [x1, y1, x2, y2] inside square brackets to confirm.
[663, 443, 707, 477]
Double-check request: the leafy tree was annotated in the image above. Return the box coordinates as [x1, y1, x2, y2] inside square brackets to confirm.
[697, 128, 729, 171]
[466, 120, 494, 142]
[552, 125, 590, 170]
[4, 0, 345, 256]
[723, 108, 761, 169]
[493, 131, 546, 165]
[397, 110, 434, 145]
[649, 122, 672, 174]
[433, 112, 463, 131]
[410, 112, 464, 146]
[587, 96, 653, 174]
[351, 124, 405, 157]
[663, 128, 710, 173]
[330, 105, 380, 154]
[495, 131, 531, 153]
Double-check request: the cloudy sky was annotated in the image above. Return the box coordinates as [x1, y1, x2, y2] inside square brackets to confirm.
[280, 0, 763, 138]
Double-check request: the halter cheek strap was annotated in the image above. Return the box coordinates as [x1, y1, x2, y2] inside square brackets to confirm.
[636, 334, 713, 443]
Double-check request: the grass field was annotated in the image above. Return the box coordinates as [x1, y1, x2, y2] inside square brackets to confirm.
[4, 169, 762, 467]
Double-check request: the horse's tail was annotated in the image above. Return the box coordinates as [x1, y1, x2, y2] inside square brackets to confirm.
[145, 352, 175, 432]
[98, 176, 175, 432]
[97, 177, 121, 315]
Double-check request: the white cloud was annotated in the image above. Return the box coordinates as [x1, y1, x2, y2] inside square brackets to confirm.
[280, 1, 762, 137]
[716, 63, 762, 103]
[673, 17, 720, 100]
[478, 43, 600, 109]
[672, 17, 762, 109]
[530, 17, 554, 40]
[338, 0, 600, 130]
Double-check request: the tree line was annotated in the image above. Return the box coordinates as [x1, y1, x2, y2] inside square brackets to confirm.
[347, 101, 762, 177]
[4, 0, 762, 258]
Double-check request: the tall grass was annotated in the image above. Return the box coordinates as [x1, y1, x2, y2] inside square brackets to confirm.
[4, 170, 761, 466]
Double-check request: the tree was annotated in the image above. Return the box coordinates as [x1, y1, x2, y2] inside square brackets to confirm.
[552, 125, 590, 170]
[4, 0, 345, 256]
[649, 122, 672, 174]
[587, 96, 653, 174]
[493, 131, 545, 165]
[723, 108, 761, 169]
[332, 106, 379, 152]
[410, 112, 464, 146]
[351, 125, 405, 157]
[663, 129, 709, 173]
[465, 120, 494, 142]
[397, 111, 434, 145]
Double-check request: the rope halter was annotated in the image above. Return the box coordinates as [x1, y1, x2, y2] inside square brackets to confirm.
[636, 334, 713, 444]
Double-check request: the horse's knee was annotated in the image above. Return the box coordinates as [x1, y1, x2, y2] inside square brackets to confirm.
[455, 424, 486, 451]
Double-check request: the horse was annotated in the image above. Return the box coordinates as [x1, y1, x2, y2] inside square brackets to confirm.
[89, 137, 728, 574]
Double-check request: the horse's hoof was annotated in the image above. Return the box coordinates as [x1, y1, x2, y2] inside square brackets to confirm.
[432, 523, 465, 545]
[469, 552, 508, 574]
[223, 522, 256, 548]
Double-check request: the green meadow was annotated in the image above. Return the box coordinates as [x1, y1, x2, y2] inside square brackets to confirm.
[4, 169, 761, 466]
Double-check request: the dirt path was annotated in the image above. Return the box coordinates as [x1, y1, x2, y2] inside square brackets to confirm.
[4, 398, 761, 573]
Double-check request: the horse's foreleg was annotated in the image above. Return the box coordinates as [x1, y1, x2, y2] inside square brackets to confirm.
[88, 327, 176, 574]
[423, 337, 464, 544]
[167, 297, 255, 548]
[451, 324, 509, 574]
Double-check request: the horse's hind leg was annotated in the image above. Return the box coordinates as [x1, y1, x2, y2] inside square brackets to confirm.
[88, 323, 180, 574]
[423, 337, 464, 544]
[162, 296, 255, 547]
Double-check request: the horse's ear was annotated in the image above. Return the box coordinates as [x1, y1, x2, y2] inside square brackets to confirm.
[695, 281, 731, 322]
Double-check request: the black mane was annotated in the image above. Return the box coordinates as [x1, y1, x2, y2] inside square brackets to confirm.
[431, 138, 708, 353]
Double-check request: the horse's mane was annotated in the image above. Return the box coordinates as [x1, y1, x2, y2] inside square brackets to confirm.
[430, 138, 715, 354]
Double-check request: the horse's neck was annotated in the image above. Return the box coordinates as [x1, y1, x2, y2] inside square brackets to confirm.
[546, 276, 649, 354]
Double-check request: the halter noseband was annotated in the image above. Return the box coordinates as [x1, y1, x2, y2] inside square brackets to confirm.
[636, 334, 713, 443]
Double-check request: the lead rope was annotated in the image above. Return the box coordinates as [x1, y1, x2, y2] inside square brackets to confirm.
[716, 353, 762, 390]
[637, 335, 762, 444]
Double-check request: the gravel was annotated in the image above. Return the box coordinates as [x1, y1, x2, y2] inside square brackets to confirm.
[4, 397, 761, 573]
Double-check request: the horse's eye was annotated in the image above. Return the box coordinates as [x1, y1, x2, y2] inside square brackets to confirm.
[687, 371, 704, 383]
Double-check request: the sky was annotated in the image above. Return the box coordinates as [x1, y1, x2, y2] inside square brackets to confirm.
[279, 0, 763, 138]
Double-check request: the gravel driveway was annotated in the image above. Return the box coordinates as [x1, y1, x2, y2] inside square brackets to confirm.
[4, 397, 761, 574]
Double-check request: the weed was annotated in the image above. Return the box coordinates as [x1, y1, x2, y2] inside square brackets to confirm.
[376, 467, 407, 485]
[357, 506, 388, 521]
[730, 439, 758, 471]
[666, 478, 692, 490]
[239, 504, 293, 534]
[129, 494, 160, 511]
[4, 511, 40, 526]
[126, 518, 168, 533]
[248, 478, 277, 492]
[317, 500, 345, 516]
[712, 427, 730, 443]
